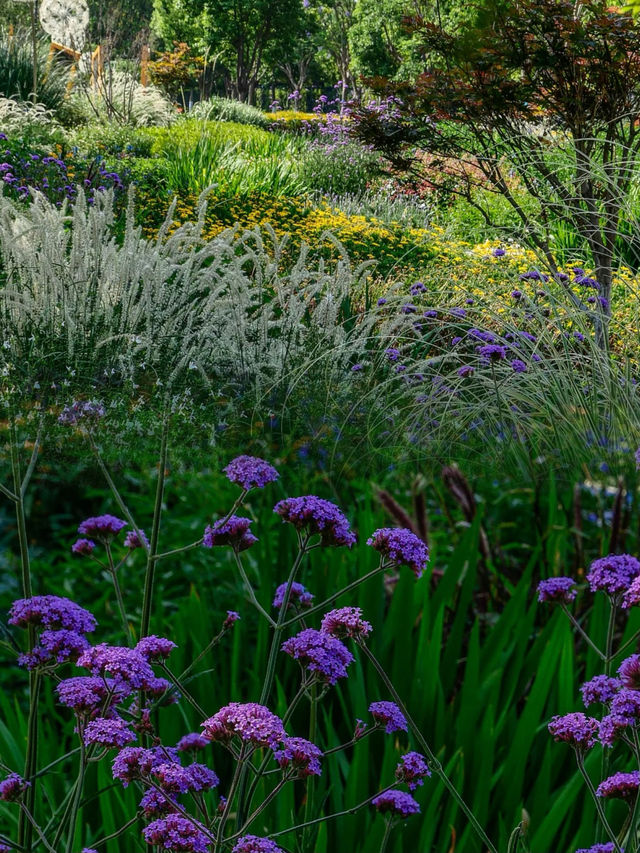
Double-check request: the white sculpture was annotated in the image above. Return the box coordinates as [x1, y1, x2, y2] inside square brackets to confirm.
[39, 0, 89, 52]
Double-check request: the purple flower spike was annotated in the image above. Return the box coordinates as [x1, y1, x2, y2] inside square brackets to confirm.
[396, 751, 431, 789]
[202, 703, 286, 747]
[587, 554, 640, 595]
[273, 736, 322, 777]
[369, 701, 408, 733]
[548, 712, 598, 750]
[367, 528, 429, 578]
[274, 496, 356, 547]
[143, 815, 209, 853]
[320, 606, 372, 640]
[597, 771, 640, 800]
[77, 514, 127, 543]
[224, 455, 279, 490]
[372, 790, 420, 817]
[232, 837, 285, 853]
[537, 577, 577, 604]
[83, 717, 136, 748]
[272, 581, 314, 610]
[203, 516, 257, 551]
[0, 773, 30, 801]
[281, 628, 354, 684]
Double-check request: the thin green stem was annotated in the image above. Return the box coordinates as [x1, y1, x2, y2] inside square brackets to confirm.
[105, 543, 133, 645]
[359, 642, 498, 853]
[19, 803, 56, 853]
[560, 604, 606, 661]
[615, 628, 640, 661]
[91, 814, 140, 846]
[159, 663, 206, 718]
[141, 417, 169, 638]
[18, 670, 41, 851]
[234, 777, 290, 839]
[233, 551, 276, 627]
[379, 819, 393, 853]
[302, 684, 318, 852]
[35, 746, 81, 778]
[216, 744, 249, 852]
[64, 740, 86, 853]
[576, 753, 623, 853]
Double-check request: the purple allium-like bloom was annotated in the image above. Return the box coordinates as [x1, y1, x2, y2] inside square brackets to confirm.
[203, 516, 257, 551]
[83, 717, 136, 748]
[597, 771, 640, 800]
[281, 628, 354, 684]
[372, 790, 420, 817]
[366, 528, 429, 578]
[477, 344, 508, 361]
[77, 514, 127, 543]
[320, 606, 372, 639]
[77, 644, 154, 690]
[395, 752, 431, 789]
[72, 538, 96, 556]
[124, 528, 149, 549]
[537, 577, 577, 604]
[136, 635, 176, 661]
[548, 712, 598, 750]
[618, 655, 640, 690]
[232, 837, 285, 853]
[112, 747, 154, 786]
[58, 400, 105, 425]
[272, 582, 314, 610]
[369, 701, 408, 733]
[273, 736, 322, 777]
[622, 575, 640, 609]
[0, 773, 30, 801]
[140, 787, 178, 817]
[224, 456, 279, 491]
[176, 732, 210, 753]
[9, 595, 96, 633]
[511, 359, 527, 373]
[274, 496, 356, 547]
[154, 762, 219, 794]
[202, 703, 286, 747]
[587, 554, 640, 595]
[457, 365, 475, 378]
[143, 814, 209, 852]
[580, 675, 621, 707]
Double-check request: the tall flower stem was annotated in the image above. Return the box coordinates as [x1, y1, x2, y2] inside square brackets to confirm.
[379, 818, 393, 853]
[359, 641, 498, 853]
[576, 753, 623, 853]
[140, 416, 169, 638]
[597, 598, 617, 844]
[64, 740, 86, 853]
[216, 744, 249, 853]
[560, 604, 605, 660]
[233, 551, 276, 627]
[105, 543, 133, 645]
[301, 684, 318, 852]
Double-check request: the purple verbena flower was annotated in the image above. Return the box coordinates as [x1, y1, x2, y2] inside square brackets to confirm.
[223, 610, 240, 629]
[477, 344, 507, 362]
[367, 528, 429, 578]
[203, 516, 257, 551]
[547, 712, 598, 750]
[224, 456, 279, 490]
[136, 635, 176, 661]
[580, 675, 621, 707]
[281, 628, 354, 685]
[272, 582, 314, 610]
[84, 717, 136, 748]
[372, 790, 420, 817]
[112, 747, 154, 786]
[320, 606, 372, 640]
[618, 655, 640, 690]
[0, 773, 30, 801]
[124, 529, 149, 549]
[597, 771, 640, 800]
[587, 554, 640, 595]
[58, 400, 105, 425]
[576, 846, 620, 853]
[385, 348, 400, 362]
[511, 359, 527, 373]
[77, 644, 154, 690]
[72, 539, 96, 556]
[622, 576, 640, 609]
[202, 703, 286, 747]
[20, 629, 90, 669]
[457, 365, 475, 378]
[272, 736, 322, 777]
[369, 701, 408, 733]
[537, 577, 577, 604]
[143, 814, 210, 852]
[492, 248, 506, 257]
[56, 675, 121, 713]
[176, 732, 210, 753]
[77, 514, 127, 543]
[154, 762, 219, 794]
[232, 837, 285, 853]
[395, 752, 431, 789]
[274, 496, 356, 547]
[140, 787, 178, 817]
[9, 595, 96, 633]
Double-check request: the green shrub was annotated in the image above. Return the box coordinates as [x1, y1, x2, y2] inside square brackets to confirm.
[191, 95, 270, 128]
[298, 141, 383, 196]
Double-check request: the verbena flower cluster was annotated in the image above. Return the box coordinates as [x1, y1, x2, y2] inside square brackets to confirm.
[274, 496, 356, 547]
[366, 528, 429, 578]
[224, 455, 279, 490]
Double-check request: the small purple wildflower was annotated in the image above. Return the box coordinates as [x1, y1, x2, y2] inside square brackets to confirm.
[618, 655, 640, 690]
[112, 747, 154, 786]
[537, 577, 577, 604]
[0, 773, 30, 801]
[124, 528, 149, 549]
[282, 628, 354, 684]
[377, 297, 387, 306]
[385, 348, 400, 362]
[176, 733, 209, 753]
[83, 717, 136, 748]
[154, 762, 219, 794]
[136, 635, 176, 661]
[224, 456, 279, 490]
[19, 629, 90, 669]
[622, 575, 640, 609]
[548, 712, 598, 750]
[477, 344, 507, 361]
[143, 815, 209, 853]
[395, 752, 431, 789]
[224, 610, 241, 628]
[9, 595, 96, 634]
[272, 582, 314, 610]
[511, 290, 523, 299]
[401, 303, 417, 314]
[519, 270, 549, 282]
[576, 846, 619, 853]
[587, 554, 640, 595]
[511, 359, 527, 373]
[320, 606, 372, 639]
[140, 787, 178, 817]
[369, 701, 408, 733]
[58, 400, 105, 425]
[597, 771, 640, 800]
[450, 307, 466, 318]
[410, 281, 427, 295]
[56, 676, 119, 713]
[202, 703, 286, 747]
[274, 496, 356, 547]
[492, 247, 506, 257]
[77, 514, 127, 543]
[77, 644, 155, 690]
[273, 736, 322, 777]
[203, 516, 257, 551]
[72, 539, 96, 556]
[232, 837, 285, 853]
[367, 528, 429, 578]
[580, 675, 621, 707]
[457, 365, 475, 378]
[372, 790, 420, 817]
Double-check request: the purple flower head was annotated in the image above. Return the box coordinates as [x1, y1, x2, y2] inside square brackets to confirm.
[395, 751, 431, 789]
[477, 344, 508, 362]
[537, 577, 577, 604]
[9, 595, 96, 634]
[410, 281, 427, 295]
[272, 581, 314, 610]
[450, 307, 466, 318]
[548, 712, 598, 750]
[58, 400, 105, 426]
[202, 703, 286, 747]
[587, 554, 640, 596]
[580, 675, 621, 707]
[25, 629, 90, 668]
[150, 746, 181, 769]
[124, 528, 149, 549]
[72, 538, 96, 556]
[385, 347, 400, 362]
[83, 717, 136, 748]
[470, 328, 496, 343]
[136, 635, 176, 662]
[367, 528, 429, 578]
[320, 606, 372, 640]
[451, 336, 463, 346]
[281, 628, 354, 684]
[597, 771, 640, 800]
[511, 359, 527, 373]
[369, 701, 408, 733]
[143, 815, 209, 852]
[203, 516, 257, 551]
[274, 496, 356, 547]
[176, 732, 210, 753]
[224, 610, 241, 629]
[372, 790, 420, 817]
[623, 576, 640, 609]
[599, 713, 630, 746]
[56, 675, 120, 713]
[618, 655, 640, 690]
[423, 309, 438, 318]
[77, 514, 127, 543]
[0, 773, 30, 801]
[112, 747, 154, 786]
[224, 455, 279, 491]
[140, 787, 178, 817]
[154, 762, 219, 794]
[492, 247, 506, 257]
[377, 297, 387, 306]
[519, 270, 549, 282]
[576, 846, 620, 853]
[401, 303, 417, 314]
[273, 736, 322, 777]
[457, 365, 475, 378]
[511, 290, 523, 299]
[351, 364, 363, 372]
[232, 838, 285, 853]
[77, 643, 155, 690]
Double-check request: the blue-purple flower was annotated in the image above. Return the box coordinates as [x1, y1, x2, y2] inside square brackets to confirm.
[273, 736, 322, 777]
[272, 581, 314, 610]
[320, 606, 372, 640]
[224, 456, 279, 490]
[369, 701, 408, 733]
[232, 838, 284, 853]
[395, 752, 431, 789]
[367, 528, 429, 578]
[77, 514, 127, 543]
[203, 516, 257, 551]
[372, 790, 420, 817]
[202, 703, 286, 747]
[548, 712, 598, 750]
[587, 554, 640, 595]
[83, 717, 136, 748]
[537, 577, 577, 604]
[281, 628, 354, 684]
[143, 814, 209, 853]
[274, 496, 356, 547]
